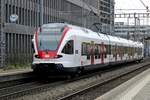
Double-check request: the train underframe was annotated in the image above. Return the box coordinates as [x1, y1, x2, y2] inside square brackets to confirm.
[32, 58, 143, 75]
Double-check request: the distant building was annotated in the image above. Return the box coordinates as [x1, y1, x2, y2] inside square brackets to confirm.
[99, 0, 115, 34]
[114, 23, 150, 41]
[0, 0, 115, 67]
[114, 23, 150, 56]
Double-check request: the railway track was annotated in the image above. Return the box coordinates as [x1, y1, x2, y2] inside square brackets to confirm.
[0, 60, 149, 100]
[58, 62, 150, 100]
[0, 72, 36, 89]
[0, 80, 66, 100]
[0, 69, 104, 100]
[0, 72, 67, 100]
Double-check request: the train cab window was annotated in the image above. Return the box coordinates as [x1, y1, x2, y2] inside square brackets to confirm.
[62, 40, 74, 54]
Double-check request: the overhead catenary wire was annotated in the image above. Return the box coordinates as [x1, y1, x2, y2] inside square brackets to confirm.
[139, 0, 150, 12]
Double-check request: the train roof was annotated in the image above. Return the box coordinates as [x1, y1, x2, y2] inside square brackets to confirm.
[42, 23, 143, 47]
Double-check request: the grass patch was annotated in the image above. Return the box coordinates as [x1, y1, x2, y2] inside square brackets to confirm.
[3, 63, 31, 71]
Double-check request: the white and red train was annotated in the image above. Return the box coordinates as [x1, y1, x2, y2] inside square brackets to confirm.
[32, 23, 144, 73]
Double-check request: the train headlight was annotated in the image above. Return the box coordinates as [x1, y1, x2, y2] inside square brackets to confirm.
[45, 54, 50, 58]
[35, 55, 40, 58]
[54, 55, 63, 58]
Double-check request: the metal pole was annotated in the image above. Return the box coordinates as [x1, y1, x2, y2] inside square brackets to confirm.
[134, 13, 137, 41]
[82, 0, 86, 27]
[127, 17, 130, 39]
[0, 0, 5, 68]
[40, 0, 43, 26]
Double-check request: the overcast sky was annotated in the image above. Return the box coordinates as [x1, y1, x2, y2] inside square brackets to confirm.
[115, 0, 150, 13]
[115, 0, 150, 25]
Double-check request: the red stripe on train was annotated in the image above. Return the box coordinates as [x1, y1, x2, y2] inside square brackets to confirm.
[57, 27, 70, 50]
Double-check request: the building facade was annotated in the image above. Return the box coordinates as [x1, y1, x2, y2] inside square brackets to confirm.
[114, 23, 150, 57]
[114, 22, 150, 40]
[0, 0, 114, 67]
[99, 0, 114, 34]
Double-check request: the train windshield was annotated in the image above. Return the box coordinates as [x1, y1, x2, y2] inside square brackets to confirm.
[38, 26, 65, 51]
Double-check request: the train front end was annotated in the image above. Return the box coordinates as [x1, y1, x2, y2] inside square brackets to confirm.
[32, 23, 70, 73]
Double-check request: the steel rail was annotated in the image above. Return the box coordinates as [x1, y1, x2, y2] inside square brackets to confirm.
[0, 71, 37, 89]
[57, 62, 150, 100]
[0, 60, 149, 100]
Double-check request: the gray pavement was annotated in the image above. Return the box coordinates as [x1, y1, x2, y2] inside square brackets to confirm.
[0, 68, 32, 76]
[95, 67, 150, 100]
[133, 81, 150, 100]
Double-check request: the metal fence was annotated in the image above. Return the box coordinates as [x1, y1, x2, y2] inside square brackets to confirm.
[0, 0, 114, 68]
[0, 0, 6, 68]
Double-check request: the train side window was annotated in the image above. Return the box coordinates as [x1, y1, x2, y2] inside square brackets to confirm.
[109, 45, 111, 55]
[82, 43, 87, 55]
[106, 44, 111, 55]
[62, 40, 74, 54]
[87, 43, 91, 59]
[98, 45, 101, 59]
[104, 45, 107, 58]
[94, 44, 99, 59]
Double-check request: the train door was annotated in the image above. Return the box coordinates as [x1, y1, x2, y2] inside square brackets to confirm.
[74, 36, 80, 67]
[61, 40, 75, 67]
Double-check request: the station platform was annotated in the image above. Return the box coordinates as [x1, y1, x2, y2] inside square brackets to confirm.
[0, 68, 32, 77]
[96, 67, 150, 100]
